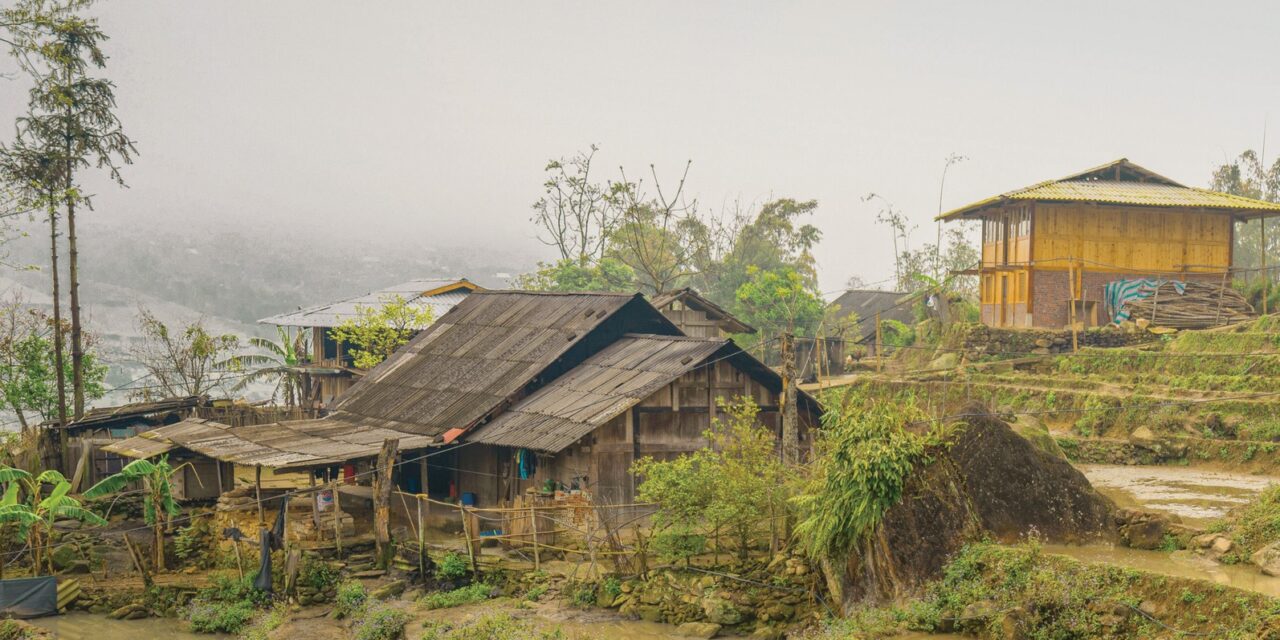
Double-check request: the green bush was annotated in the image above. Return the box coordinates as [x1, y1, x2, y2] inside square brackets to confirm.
[601, 577, 622, 603]
[334, 581, 369, 619]
[420, 583, 492, 610]
[421, 613, 566, 640]
[187, 600, 258, 634]
[569, 584, 596, 608]
[0, 620, 32, 640]
[879, 319, 915, 349]
[650, 527, 706, 565]
[184, 572, 270, 633]
[436, 552, 469, 580]
[298, 558, 340, 592]
[242, 604, 288, 640]
[352, 604, 409, 640]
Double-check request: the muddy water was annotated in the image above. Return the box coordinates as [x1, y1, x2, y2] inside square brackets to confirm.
[1045, 543, 1280, 597]
[27, 612, 226, 639]
[1076, 464, 1277, 525]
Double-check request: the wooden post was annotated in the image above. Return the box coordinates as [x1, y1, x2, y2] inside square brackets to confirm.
[1264, 217, 1270, 315]
[457, 502, 478, 576]
[309, 472, 320, 532]
[781, 332, 799, 466]
[529, 502, 541, 570]
[416, 496, 426, 578]
[333, 480, 344, 559]
[875, 311, 883, 370]
[373, 438, 399, 570]
[232, 540, 244, 580]
[1068, 262, 1079, 353]
[123, 535, 152, 589]
[255, 465, 264, 526]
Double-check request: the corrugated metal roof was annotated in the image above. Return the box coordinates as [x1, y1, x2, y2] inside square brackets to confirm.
[326, 290, 682, 438]
[938, 158, 1280, 221]
[259, 278, 478, 328]
[828, 290, 913, 342]
[466, 334, 728, 452]
[101, 416, 438, 470]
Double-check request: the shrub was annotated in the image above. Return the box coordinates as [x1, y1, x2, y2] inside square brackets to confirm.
[186, 600, 258, 634]
[420, 583, 491, 610]
[569, 584, 596, 608]
[0, 620, 32, 640]
[421, 613, 566, 640]
[436, 552, 469, 580]
[523, 584, 548, 601]
[298, 558, 340, 592]
[334, 581, 368, 619]
[601, 577, 622, 603]
[879, 319, 915, 349]
[352, 604, 409, 640]
[242, 603, 288, 640]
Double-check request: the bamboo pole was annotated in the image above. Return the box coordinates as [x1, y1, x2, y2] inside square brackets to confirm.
[255, 465, 264, 526]
[458, 502, 477, 576]
[1264, 218, 1269, 315]
[309, 472, 319, 532]
[875, 311, 883, 370]
[529, 501, 540, 571]
[417, 497, 426, 578]
[333, 480, 343, 559]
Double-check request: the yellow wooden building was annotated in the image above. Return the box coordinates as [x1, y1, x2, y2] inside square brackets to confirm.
[939, 159, 1280, 328]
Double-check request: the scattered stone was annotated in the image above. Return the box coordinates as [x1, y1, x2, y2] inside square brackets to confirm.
[369, 580, 406, 600]
[1253, 542, 1280, 576]
[675, 621, 721, 638]
[701, 594, 746, 625]
[350, 569, 386, 579]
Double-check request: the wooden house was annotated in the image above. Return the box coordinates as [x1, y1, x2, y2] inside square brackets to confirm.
[106, 291, 821, 511]
[648, 288, 755, 337]
[939, 159, 1280, 328]
[829, 289, 912, 355]
[258, 278, 479, 409]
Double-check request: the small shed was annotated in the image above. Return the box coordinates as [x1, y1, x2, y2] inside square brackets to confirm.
[939, 159, 1280, 328]
[258, 278, 480, 408]
[61, 396, 208, 493]
[829, 289, 913, 355]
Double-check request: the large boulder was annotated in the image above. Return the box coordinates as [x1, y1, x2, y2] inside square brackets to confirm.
[824, 406, 1116, 612]
[1253, 542, 1280, 576]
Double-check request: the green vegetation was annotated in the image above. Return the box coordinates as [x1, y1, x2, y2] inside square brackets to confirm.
[633, 397, 794, 564]
[420, 583, 492, 610]
[86, 455, 192, 570]
[421, 613, 566, 640]
[0, 466, 105, 572]
[298, 557, 340, 592]
[435, 551, 469, 580]
[793, 389, 939, 562]
[241, 604, 288, 640]
[329, 294, 434, 369]
[805, 542, 1280, 639]
[1214, 484, 1280, 561]
[333, 580, 369, 619]
[185, 573, 270, 634]
[352, 604, 409, 640]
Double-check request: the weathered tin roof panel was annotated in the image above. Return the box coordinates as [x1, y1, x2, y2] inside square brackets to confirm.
[466, 334, 730, 453]
[259, 278, 479, 328]
[101, 416, 438, 470]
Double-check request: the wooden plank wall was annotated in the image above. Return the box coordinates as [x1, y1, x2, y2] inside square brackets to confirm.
[1032, 204, 1231, 273]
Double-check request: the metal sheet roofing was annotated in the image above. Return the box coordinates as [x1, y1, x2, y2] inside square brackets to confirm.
[938, 158, 1280, 221]
[828, 290, 914, 342]
[101, 416, 438, 470]
[465, 334, 728, 452]
[326, 290, 681, 438]
[259, 278, 479, 328]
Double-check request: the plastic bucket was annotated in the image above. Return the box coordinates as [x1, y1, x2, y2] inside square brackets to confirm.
[460, 492, 477, 506]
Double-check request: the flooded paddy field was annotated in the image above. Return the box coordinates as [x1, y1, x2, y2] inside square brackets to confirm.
[1076, 463, 1277, 526]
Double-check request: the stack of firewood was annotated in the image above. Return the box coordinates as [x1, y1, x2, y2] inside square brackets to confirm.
[1124, 281, 1255, 329]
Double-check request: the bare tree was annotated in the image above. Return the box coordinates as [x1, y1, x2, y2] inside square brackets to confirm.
[130, 307, 240, 400]
[531, 145, 619, 264]
[609, 161, 704, 295]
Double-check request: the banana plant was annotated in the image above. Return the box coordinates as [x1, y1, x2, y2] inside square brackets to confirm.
[216, 326, 311, 407]
[85, 455, 195, 571]
[0, 466, 106, 574]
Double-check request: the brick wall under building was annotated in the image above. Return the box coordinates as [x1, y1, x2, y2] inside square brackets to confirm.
[1031, 270, 1223, 328]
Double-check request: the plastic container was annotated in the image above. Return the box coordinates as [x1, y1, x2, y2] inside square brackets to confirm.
[460, 492, 477, 506]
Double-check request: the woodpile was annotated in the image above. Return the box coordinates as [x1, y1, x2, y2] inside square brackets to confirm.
[1124, 281, 1255, 330]
[215, 487, 257, 512]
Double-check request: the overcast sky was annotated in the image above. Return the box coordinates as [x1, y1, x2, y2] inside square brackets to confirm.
[3, 0, 1278, 293]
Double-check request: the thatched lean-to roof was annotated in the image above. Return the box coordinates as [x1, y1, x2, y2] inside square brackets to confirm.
[468, 333, 819, 453]
[327, 290, 682, 438]
[829, 289, 913, 343]
[258, 278, 480, 328]
[62, 395, 207, 435]
[101, 416, 437, 470]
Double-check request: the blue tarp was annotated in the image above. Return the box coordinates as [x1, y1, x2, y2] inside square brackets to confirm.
[1105, 279, 1186, 325]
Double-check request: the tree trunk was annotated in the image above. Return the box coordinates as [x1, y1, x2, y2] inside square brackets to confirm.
[781, 332, 799, 466]
[373, 438, 399, 569]
[49, 206, 69, 466]
[154, 520, 165, 571]
[67, 193, 83, 419]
